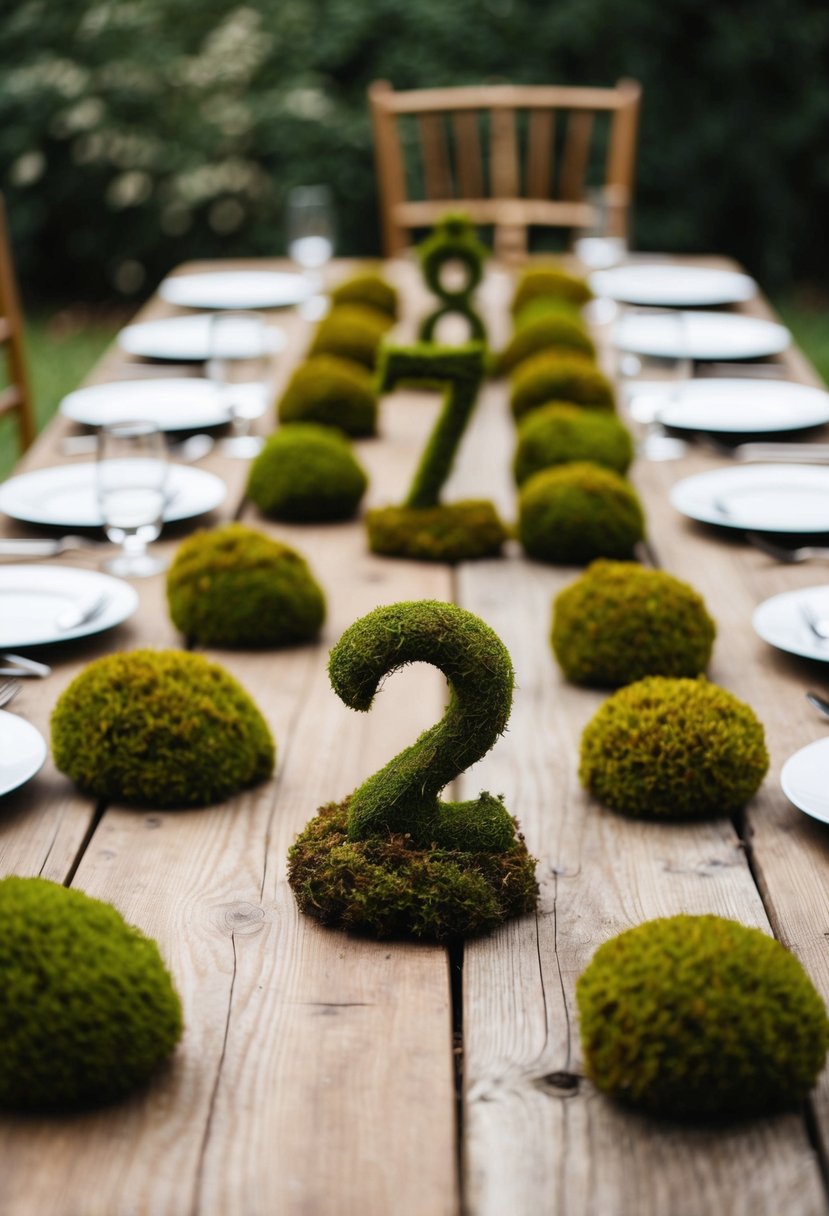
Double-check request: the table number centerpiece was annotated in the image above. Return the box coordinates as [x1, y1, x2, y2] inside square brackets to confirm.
[417, 213, 488, 343]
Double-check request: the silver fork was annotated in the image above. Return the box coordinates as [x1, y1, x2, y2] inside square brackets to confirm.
[0, 679, 22, 709]
[800, 601, 829, 642]
[744, 533, 829, 563]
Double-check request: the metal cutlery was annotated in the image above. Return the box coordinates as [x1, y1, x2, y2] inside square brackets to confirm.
[0, 535, 108, 559]
[745, 533, 829, 563]
[694, 362, 788, 379]
[55, 593, 109, 632]
[806, 691, 829, 721]
[697, 438, 829, 464]
[800, 602, 829, 641]
[0, 680, 21, 710]
[0, 654, 51, 678]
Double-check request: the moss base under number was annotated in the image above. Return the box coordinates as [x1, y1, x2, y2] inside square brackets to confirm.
[366, 500, 507, 562]
[288, 798, 538, 941]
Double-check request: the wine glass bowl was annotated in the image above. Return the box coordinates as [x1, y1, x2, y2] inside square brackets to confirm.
[286, 185, 335, 319]
[97, 420, 169, 577]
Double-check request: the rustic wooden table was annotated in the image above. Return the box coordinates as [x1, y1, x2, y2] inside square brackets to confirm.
[2, 257, 829, 1216]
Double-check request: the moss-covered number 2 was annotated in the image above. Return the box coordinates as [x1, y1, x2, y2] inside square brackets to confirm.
[288, 600, 537, 940]
[365, 343, 507, 563]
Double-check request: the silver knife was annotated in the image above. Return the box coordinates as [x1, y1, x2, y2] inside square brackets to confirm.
[0, 536, 103, 557]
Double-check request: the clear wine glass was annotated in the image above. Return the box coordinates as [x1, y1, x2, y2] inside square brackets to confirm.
[616, 306, 690, 462]
[97, 419, 169, 577]
[573, 186, 629, 327]
[286, 184, 335, 320]
[207, 311, 271, 459]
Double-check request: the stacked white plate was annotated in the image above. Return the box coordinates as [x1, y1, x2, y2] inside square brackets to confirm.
[160, 270, 311, 310]
[613, 311, 790, 361]
[670, 465, 829, 532]
[591, 264, 757, 307]
[118, 315, 285, 362]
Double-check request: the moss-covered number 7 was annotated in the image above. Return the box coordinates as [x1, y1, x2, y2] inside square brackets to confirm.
[287, 600, 538, 940]
[365, 342, 507, 563]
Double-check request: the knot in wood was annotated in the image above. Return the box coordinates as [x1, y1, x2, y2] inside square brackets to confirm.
[217, 901, 267, 936]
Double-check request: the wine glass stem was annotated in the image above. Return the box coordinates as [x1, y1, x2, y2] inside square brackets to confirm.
[123, 532, 147, 561]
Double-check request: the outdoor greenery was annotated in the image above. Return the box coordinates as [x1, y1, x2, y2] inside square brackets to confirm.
[2, 0, 829, 302]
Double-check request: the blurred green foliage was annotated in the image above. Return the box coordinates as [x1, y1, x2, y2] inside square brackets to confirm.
[2, 0, 829, 301]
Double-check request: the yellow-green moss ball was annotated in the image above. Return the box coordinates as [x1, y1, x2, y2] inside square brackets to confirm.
[514, 404, 634, 485]
[309, 304, 393, 369]
[166, 523, 326, 648]
[496, 314, 596, 376]
[51, 649, 275, 808]
[331, 271, 398, 319]
[288, 798, 537, 941]
[366, 501, 507, 563]
[0, 876, 183, 1111]
[247, 423, 368, 522]
[511, 264, 593, 315]
[518, 462, 645, 565]
[551, 560, 715, 686]
[277, 354, 377, 437]
[513, 296, 585, 331]
[578, 915, 829, 1119]
[579, 676, 768, 818]
[511, 351, 615, 422]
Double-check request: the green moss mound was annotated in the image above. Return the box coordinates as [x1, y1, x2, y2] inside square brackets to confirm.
[288, 797, 537, 941]
[366, 500, 507, 562]
[579, 676, 768, 819]
[513, 296, 585, 331]
[166, 522, 326, 648]
[551, 560, 715, 686]
[496, 314, 596, 376]
[277, 354, 377, 437]
[518, 462, 645, 565]
[247, 423, 368, 522]
[309, 304, 393, 369]
[0, 876, 183, 1111]
[578, 914, 829, 1119]
[511, 351, 615, 422]
[330, 271, 398, 319]
[52, 649, 275, 807]
[514, 404, 634, 485]
[511, 264, 593, 315]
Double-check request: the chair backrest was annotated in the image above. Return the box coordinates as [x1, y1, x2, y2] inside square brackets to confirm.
[0, 193, 35, 455]
[369, 80, 641, 261]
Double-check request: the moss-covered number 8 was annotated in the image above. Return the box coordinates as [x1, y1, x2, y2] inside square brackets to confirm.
[288, 600, 537, 940]
[365, 344, 507, 563]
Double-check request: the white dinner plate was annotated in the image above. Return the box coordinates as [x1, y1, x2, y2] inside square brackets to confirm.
[626, 378, 829, 435]
[160, 270, 311, 310]
[118, 315, 286, 362]
[0, 565, 138, 648]
[781, 738, 829, 824]
[753, 585, 829, 664]
[60, 378, 234, 431]
[0, 709, 47, 796]
[0, 462, 226, 529]
[613, 311, 790, 361]
[591, 265, 757, 307]
[670, 464, 829, 532]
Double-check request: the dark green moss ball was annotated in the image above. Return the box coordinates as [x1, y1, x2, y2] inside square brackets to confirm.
[0, 876, 183, 1111]
[511, 264, 593, 315]
[518, 462, 645, 565]
[496, 314, 596, 376]
[418, 212, 488, 302]
[52, 649, 275, 808]
[277, 354, 377, 437]
[247, 424, 368, 522]
[288, 798, 537, 941]
[330, 271, 398, 319]
[514, 404, 634, 485]
[513, 296, 585, 331]
[366, 500, 507, 563]
[579, 676, 769, 819]
[309, 304, 393, 369]
[551, 560, 715, 686]
[511, 352, 615, 422]
[166, 523, 326, 648]
[578, 915, 829, 1119]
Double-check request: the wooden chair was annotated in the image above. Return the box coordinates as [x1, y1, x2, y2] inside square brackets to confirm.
[369, 80, 642, 261]
[0, 193, 35, 455]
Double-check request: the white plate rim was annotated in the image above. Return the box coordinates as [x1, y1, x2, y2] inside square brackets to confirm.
[60, 378, 233, 431]
[159, 270, 311, 310]
[0, 709, 47, 797]
[591, 265, 757, 306]
[613, 310, 790, 360]
[640, 378, 829, 434]
[118, 315, 286, 361]
[752, 584, 829, 664]
[670, 463, 829, 532]
[0, 462, 226, 528]
[0, 564, 139, 648]
[781, 737, 829, 824]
